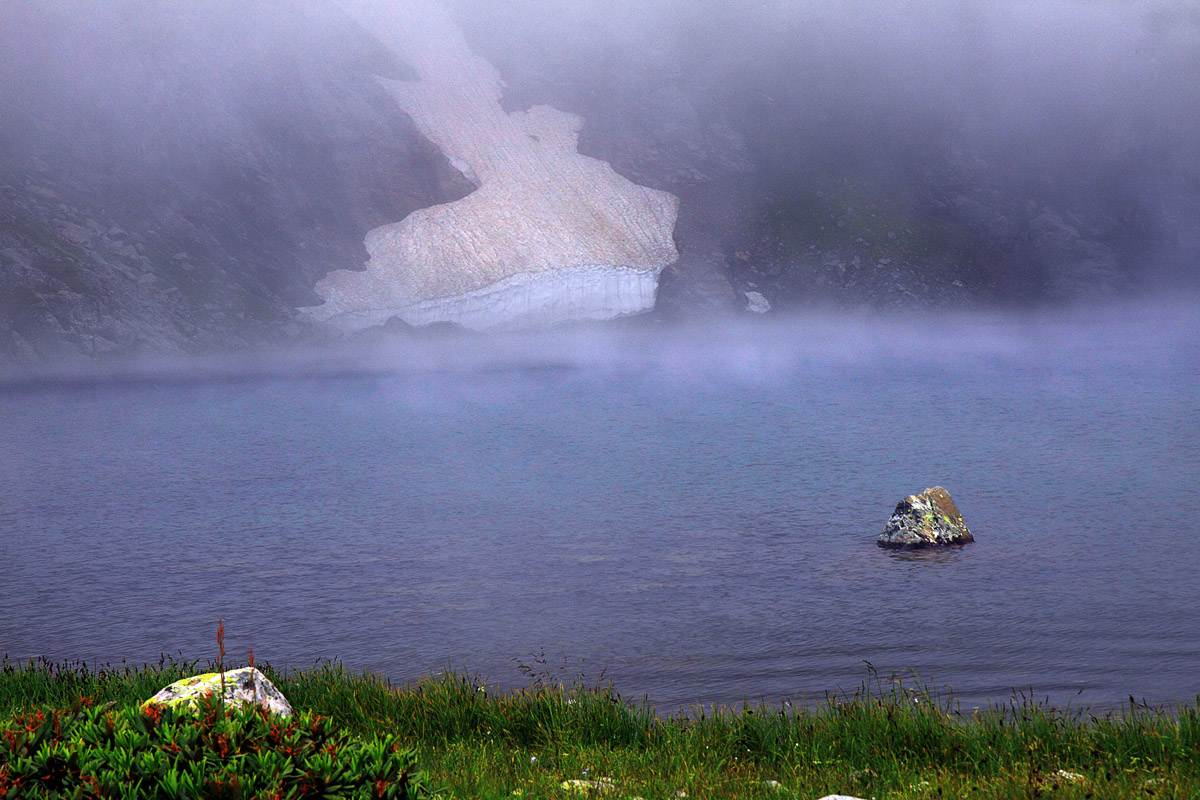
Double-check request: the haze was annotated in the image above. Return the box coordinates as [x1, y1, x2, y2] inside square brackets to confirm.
[3, 0, 1200, 714]
[2, 0, 1198, 359]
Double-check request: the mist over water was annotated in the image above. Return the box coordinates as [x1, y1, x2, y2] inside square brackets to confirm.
[3, 304, 1198, 712]
[2, 0, 1198, 715]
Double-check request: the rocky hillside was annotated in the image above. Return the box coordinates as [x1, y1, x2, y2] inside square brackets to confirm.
[0, 0, 471, 360]
[2, 0, 1196, 361]
[460, 0, 1197, 314]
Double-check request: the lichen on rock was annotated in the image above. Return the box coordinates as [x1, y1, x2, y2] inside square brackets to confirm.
[877, 486, 974, 549]
[142, 667, 293, 717]
[560, 778, 618, 795]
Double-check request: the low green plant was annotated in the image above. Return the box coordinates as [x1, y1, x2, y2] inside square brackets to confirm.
[4, 657, 1200, 799]
[0, 693, 431, 799]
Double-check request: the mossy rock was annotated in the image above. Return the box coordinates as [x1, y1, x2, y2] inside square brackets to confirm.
[142, 667, 293, 717]
[877, 486, 974, 548]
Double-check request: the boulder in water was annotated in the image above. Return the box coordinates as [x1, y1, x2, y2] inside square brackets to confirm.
[877, 486, 974, 548]
[143, 667, 293, 717]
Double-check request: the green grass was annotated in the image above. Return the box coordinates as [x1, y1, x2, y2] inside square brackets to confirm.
[3, 658, 1198, 799]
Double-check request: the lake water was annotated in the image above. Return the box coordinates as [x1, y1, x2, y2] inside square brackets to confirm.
[2, 307, 1198, 714]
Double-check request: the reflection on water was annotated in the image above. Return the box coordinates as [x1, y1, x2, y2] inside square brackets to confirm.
[882, 546, 973, 565]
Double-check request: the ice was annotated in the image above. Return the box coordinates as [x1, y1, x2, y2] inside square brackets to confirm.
[316, 265, 660, 332]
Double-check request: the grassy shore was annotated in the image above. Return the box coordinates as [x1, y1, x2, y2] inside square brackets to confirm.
[2, 658, 1198, 799]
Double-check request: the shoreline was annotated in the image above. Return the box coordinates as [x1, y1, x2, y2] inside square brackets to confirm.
[3, 657, 1197, 799]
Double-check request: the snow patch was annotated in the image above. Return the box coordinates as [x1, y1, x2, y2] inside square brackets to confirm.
[303, 0, 678, 332]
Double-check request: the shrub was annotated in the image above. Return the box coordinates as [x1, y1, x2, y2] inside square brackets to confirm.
[0, 694, 431, 799]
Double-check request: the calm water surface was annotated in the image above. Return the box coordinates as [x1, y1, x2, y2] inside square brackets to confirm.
[2, 310, 1198, 712]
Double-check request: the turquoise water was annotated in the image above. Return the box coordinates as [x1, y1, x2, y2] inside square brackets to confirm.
[2, 309, 1198, 712]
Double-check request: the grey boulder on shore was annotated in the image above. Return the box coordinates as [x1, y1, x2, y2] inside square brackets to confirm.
[877, 486, 974, 549]
[142, 667, 294, 717]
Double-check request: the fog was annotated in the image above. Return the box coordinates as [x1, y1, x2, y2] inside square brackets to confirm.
[8, 0, 1200, 718]
[1, 0, 1199, 357]
[450, 4, 1200, 184]
[6, 0, 1199, 225]
[3, 297, 1195, 396]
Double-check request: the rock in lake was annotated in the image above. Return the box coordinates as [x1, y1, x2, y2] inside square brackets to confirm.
[143, 667, 293, 716]
[877, 486, 974, 548]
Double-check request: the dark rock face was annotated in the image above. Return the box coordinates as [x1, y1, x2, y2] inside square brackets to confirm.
[877, 487, 974, 549]
[2, 0, 1195, 362]
[451, 4, 1188, 321]
[0, 0, 472, 361]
